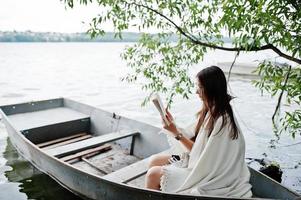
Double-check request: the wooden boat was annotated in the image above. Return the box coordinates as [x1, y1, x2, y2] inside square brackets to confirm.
[0, 98, 300, 200]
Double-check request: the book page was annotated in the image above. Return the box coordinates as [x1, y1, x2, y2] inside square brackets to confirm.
[151, 93, 170, 125]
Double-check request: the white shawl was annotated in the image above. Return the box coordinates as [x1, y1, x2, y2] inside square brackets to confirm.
[160, 116, 253, 198]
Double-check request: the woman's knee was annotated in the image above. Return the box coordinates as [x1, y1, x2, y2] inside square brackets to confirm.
[148, 155, 160, 168]
[148, 154, 170, 168]
[145, 166, 163, 190]
[146, 166, 163, 181]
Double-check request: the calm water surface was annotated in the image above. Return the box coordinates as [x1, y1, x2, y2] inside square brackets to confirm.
[0, 43, 300, 199]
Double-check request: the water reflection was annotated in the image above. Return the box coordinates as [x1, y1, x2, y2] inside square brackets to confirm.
[3, 139, 83, 200]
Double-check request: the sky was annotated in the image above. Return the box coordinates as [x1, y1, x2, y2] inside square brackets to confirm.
[0, 0, 113, 33]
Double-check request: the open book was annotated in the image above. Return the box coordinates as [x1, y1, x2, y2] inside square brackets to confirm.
[151, 93, 170, 126]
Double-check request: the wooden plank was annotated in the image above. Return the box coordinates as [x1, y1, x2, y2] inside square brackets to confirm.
[43, 135, 93, 150]
[103, 148, 173, 183]
[37, 132, 88, 148]
[60, 144, 112, 162]
[45, 130, 139, 157]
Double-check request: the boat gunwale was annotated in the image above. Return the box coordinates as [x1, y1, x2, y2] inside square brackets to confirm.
[0, 98, 300, 200]
[0, 97, 64, 116]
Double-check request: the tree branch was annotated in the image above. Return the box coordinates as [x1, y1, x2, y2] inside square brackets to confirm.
[227, 51, 240, 82]
[272, 65, 292, 124]
[125, 1, 301, 65]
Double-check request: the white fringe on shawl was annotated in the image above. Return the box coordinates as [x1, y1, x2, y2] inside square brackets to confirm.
[159, 115, 253, 198]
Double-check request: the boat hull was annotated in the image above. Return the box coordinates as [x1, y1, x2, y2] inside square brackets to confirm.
[1, 98, 300, 200]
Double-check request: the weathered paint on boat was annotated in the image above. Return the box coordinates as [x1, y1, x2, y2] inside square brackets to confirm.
[0, 98, 300, 200]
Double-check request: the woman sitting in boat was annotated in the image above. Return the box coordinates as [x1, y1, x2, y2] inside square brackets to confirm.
[145, 65, 253, 198]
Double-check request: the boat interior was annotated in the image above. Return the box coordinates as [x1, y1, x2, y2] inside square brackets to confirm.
[0, 98, 170, 189]
[1, 98, 300, 200]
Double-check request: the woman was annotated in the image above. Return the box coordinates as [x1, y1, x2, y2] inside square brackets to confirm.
[145, 66, 253, 198]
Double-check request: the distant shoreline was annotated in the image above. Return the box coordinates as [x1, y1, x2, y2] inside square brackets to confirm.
[0, 41, 139, 43]
[0, 31, 142, 42]
[0, 31, 231, 43]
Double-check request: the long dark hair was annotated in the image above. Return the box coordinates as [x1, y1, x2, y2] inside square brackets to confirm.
[194, 66, 239, 140]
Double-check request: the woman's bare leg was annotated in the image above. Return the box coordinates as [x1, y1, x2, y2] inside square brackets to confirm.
[148, 154, 171, 168]
[145, 154, 171, 190]
[145, 166, 164, 190]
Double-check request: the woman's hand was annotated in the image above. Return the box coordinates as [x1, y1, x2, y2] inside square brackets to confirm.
[163, 109, 194, 151]
[162, 109, 179, 136]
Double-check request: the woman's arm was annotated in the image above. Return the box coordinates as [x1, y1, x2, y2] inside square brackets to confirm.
[163, 109, 195, 151]
[174, 132, 194, 151]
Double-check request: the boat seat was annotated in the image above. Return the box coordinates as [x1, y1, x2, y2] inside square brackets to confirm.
[38, 133, 93, 149]
[8, 107, 89, 131]
[103, 148, 173, 184]
[8, 107, 90, 144]
[44, 130, 139, 157]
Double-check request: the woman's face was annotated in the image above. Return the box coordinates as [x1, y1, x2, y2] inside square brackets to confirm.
[196, 81, 204, 100]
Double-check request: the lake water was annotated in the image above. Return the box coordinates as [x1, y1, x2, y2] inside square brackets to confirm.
[0, 43, 300, 199]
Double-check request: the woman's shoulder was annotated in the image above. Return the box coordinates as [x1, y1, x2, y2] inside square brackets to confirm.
[214, 114, 231, 128]
[212, 113, 242, 138]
